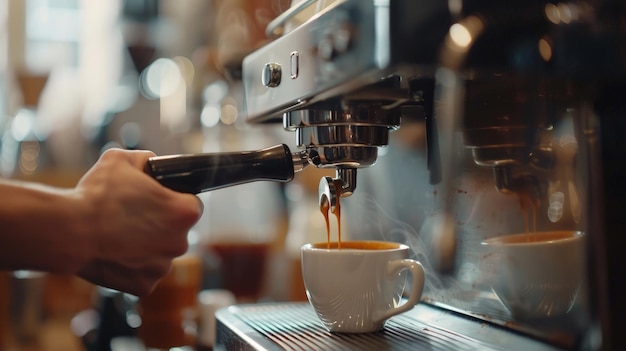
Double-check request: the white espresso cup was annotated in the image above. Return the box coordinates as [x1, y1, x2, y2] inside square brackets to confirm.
[481, 230, 584, 320]
[301, 241, 425, 333]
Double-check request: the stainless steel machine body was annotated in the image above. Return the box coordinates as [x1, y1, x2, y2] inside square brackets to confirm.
[218, 0, 626, 350]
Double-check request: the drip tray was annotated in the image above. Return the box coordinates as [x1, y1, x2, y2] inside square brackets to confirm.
[215, 302, 561, 351]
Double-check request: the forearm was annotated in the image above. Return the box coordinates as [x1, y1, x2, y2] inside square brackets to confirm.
[0, 148, 201, 296]
[0, 179, 90, 274]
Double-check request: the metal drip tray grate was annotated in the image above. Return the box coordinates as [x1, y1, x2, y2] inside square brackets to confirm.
[215, 303, 562, 351]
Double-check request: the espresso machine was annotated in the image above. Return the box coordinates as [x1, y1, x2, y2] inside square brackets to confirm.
[145, 0, 625, 350]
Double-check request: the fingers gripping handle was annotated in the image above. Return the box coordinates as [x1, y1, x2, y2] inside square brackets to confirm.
[375, 259, 425, 323]
[144, 144, 295, 194]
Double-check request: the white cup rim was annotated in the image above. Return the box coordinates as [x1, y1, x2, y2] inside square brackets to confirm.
[301, 240, 408, 252]
[481, 230, 584, 247]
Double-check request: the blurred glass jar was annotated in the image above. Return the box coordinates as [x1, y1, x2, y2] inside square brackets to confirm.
[193, 181, 285, 303]
[137, 254, 203, 350]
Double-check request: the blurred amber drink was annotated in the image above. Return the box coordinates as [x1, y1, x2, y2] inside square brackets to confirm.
[137, 254, 202, 349]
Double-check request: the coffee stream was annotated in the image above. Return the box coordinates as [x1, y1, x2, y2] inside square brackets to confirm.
[320, 195, 331, 248]
[320, 182, 342, 249]
[519, 193, 538, 241]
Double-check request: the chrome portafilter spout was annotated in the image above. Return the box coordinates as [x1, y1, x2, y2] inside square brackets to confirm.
[493, 165, 546, 207]
[318, 168, 357, 212]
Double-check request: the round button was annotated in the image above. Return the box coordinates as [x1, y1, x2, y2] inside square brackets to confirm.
[262, 62, 282, 87]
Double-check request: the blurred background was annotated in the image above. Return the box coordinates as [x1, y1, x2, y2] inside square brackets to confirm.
[0, 1, 338, 350]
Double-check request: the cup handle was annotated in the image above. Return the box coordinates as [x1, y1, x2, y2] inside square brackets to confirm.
[375, 259, 425, 323]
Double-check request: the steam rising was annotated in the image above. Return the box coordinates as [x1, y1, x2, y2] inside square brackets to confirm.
[345, 192, 461, 297]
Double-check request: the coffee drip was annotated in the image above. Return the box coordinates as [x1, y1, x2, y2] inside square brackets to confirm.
[518, 192, 539, 242]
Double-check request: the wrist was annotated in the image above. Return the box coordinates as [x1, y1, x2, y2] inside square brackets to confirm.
[63, 187, 99, 276]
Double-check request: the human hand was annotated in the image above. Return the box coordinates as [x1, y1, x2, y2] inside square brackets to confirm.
[72, 148, 202, 296]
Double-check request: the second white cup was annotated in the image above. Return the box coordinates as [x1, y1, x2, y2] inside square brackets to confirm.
[481, 230, 584, 319]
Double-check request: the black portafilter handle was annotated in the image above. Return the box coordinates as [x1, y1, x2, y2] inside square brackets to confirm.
[144, 144, 295, 194]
